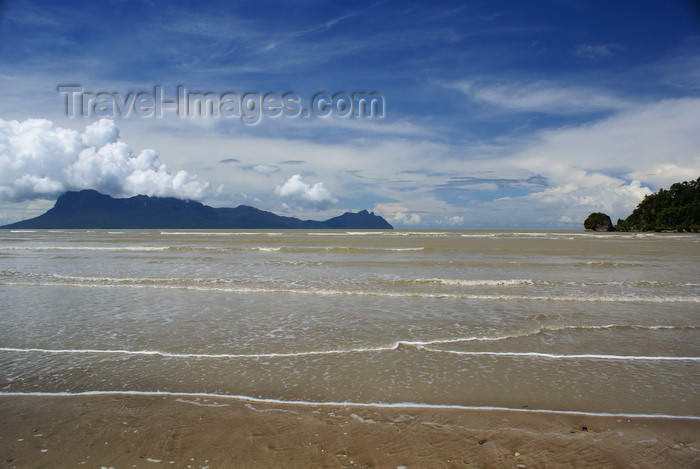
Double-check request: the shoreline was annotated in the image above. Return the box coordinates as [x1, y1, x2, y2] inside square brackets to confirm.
[2, 390, 699, 421]
[2, 394, 699, 468]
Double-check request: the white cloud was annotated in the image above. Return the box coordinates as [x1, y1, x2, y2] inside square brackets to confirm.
[274, 174, 337, 211]
[439, 215, 465, 226]
[491, 171, 652, 224]
[4, 93, 692, 228]
[81, 118, 119, 147]
[374, 203, 423, 226]
[510, 97, 700, 186]
[0, 118, 210, 202]
[627, 163, 697, 186]
[244, 164, 280, 175]
[448, 79, 629, 113]
[470, 97, 700, 226]
[391, 212, 422, 225]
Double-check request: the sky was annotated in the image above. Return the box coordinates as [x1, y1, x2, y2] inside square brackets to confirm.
[0, 0, 698, 229]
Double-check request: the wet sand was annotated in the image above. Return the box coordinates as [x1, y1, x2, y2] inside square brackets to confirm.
[1, 394, 698, 468]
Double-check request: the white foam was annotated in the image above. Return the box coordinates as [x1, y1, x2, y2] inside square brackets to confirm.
[0, 346, 394, 359]
[416, 278, 534, 286]
[460, 233, 497, 238]
[176, 398, 229, 407]
[411, 324, 700, 346]
[306, 232, 379, 236]
[245, 403, 297, 414]
[2, 345, 697, 362]
[1, 391, 698, 420]
[394, 231, 448, 236]
[159, 232, 269, 236]
[5, 279, 698, 303]
[427, 350, 700, 361]
[320, 246, 425, 253]
[0, 245, 168, 252]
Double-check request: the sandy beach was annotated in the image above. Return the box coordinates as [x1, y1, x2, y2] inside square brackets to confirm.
[1, 394, 698, 468]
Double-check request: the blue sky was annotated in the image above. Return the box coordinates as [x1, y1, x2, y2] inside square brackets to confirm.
[1, 0, 698, 228]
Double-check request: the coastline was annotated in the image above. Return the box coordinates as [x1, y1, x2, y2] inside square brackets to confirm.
[2, 394, 698, 468]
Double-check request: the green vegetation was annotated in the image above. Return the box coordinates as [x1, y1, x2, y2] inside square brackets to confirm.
[583, 178, 699, 232]
[583, 212, 614, 231]
[616, 178, 699, 232]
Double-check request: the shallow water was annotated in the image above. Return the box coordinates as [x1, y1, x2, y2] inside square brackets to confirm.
[1, 229, 698, 416]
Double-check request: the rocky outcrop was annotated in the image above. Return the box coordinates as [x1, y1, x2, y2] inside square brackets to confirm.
[583, 212, 614, 231]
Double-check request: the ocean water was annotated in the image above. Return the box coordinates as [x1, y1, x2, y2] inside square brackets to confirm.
[0, 229, 698, 418]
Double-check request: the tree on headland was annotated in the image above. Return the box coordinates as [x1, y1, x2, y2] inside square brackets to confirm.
[615, 177, 700, 232]
[583, 212, 614, 231]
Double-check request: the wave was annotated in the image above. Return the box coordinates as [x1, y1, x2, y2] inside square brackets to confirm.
[168, 245, 426, 254]
[326, 231, 448, 237]
[3, 342, 697, 362]
[160, 231, 285, 236]
[426, 350, 700, 361]
[415, 278, 535, 286]
[388, 324, 700, 350]
[306, 231, 385, 236]
[385, 231, 449, 236]
[253, 245, 425, 253]
[4, 240, 691, 262]
[413, 278, 694, 288]
[0, 245, 169, 252]
[1, 390, 697, 420]
[299, 230, 697, 240]
[319, 246, 424, 253]
[0, 346, 383, 359]
[167, 245, 427, 254]
[2, 272, 686, 290]
[412, 324, 700, 346]
[541, 323, 700, 332]
[3, 278, 698, 303]
[457, 231, 700, 240]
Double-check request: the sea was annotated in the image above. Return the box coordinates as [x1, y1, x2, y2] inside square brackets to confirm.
[1, 229, 698, 418]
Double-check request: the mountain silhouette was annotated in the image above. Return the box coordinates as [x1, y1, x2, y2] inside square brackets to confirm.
[0, 190, 393, 230]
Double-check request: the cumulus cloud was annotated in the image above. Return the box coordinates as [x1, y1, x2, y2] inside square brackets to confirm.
[492, 170, 652, 224]
[476, 97, 700, 226]
[0, 118, 210, 202]
[439, 215, 464, 226]
[374, 203, 422, 226]
[274, 174, 337, 211]
[391, 212, 422, 225]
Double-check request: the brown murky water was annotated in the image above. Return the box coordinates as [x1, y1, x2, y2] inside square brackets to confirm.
[1, 229, 698, 416]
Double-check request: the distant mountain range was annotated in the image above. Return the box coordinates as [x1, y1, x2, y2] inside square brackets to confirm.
[0, 190, 393, 230]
